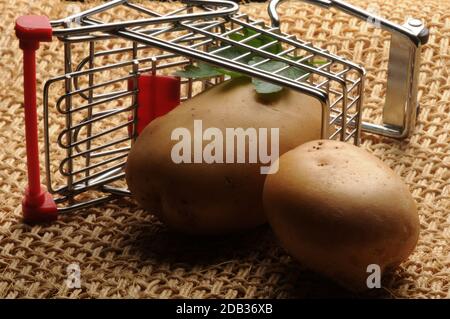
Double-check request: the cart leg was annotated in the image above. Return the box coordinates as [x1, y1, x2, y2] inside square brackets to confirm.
[16, 16, 57, 223]
[128, 73, 180, 137]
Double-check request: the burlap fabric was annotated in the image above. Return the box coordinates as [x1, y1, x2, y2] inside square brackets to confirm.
[0, 0, 448, 298]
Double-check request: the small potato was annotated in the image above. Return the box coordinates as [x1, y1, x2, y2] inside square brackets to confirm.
[263, 140, 420, 291]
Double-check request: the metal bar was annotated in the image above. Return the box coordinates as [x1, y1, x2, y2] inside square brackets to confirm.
[124, 1, 162, 17]
[50, 59, 138, 84]
[329, 128, 342, 140]
[51, 0, 126, 27]
[43, 78, 55, 194]
[56, 195, 119, 214]
[63, 40, 74, 201]
[61, 153, 129, 177]
[61, 137, 131, 164]
[85, 146, 130, 159]
[68, 78, 133, 104]
[57, 90, 134, 115]
[355, 75, 364, 145]
[57, 107, 134, 147]
[268, 0, 427, 139]
[51, 0, 239, 37]
[101, 185, 131, 197]
[86, 167, 125, 186]
[231, 16, 362, 71]
[131, 43, 139, 141]
[63, 161, 127, 188]
[183, 21, 348, 85]
[59, 119, 133, 150]
[85, 41, 95, 186]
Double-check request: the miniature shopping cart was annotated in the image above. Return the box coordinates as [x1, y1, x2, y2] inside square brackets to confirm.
[15, 0, 428, 223]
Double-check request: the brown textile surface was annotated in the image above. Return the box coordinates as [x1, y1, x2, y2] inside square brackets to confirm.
[0, 0, 448, 298]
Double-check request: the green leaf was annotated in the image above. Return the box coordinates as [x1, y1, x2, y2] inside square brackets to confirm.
[248, 57, 310, 94]
[174, 61, 244, 80]
[209, 45, 251, 65]
[174, 62, 223, 79]
[173, 27, 327, 94]
[228, 31, 247, 42]
[215, 68, 243, 78]
[249, 57, 285, 72]
[252, 78, 283, 94]
[279, 64, 308, 80]
[288, 55, 328, 66]
[248, 58, 284, 94]
[310, 59, 328, 65]
[205, 46, 248, 77]
[229, 28, 282, 54]
[210, 46, 244, 59]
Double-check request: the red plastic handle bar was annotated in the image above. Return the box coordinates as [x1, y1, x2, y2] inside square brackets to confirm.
[128, 73, 180, 136]
[16, 16, 57, 223]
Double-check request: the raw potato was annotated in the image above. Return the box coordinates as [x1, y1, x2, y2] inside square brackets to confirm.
[126, 77, 322, 235]
[263, 140, 420, 291]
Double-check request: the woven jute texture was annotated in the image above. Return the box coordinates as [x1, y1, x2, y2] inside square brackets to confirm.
[0, 0, 449, 298]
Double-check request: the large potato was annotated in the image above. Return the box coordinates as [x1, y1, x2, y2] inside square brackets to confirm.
[263, 140, 420, 291]
[126, 78, 322, 235]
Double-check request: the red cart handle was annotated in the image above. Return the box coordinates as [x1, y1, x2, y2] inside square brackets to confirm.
[16, 16, 57, 223]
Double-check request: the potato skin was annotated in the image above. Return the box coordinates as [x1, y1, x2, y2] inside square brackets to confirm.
[126, 78, 322, 235]
[263, 140, 420, 291]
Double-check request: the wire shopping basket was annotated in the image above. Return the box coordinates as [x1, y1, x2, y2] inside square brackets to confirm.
[14, 0, 428, 223]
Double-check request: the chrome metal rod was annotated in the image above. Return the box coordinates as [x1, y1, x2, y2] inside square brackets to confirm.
[61, 153, 128, 177]
[85, 41, 95, 187]
[57, 195, 119, 213]
[63, 40, 74, 200]
[268, 0, 428, 139]
[62, 161, 127, 189]
[51, 0, 239, 37]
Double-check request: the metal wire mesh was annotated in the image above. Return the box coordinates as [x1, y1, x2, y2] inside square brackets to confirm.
[43, 0, 364, 212]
